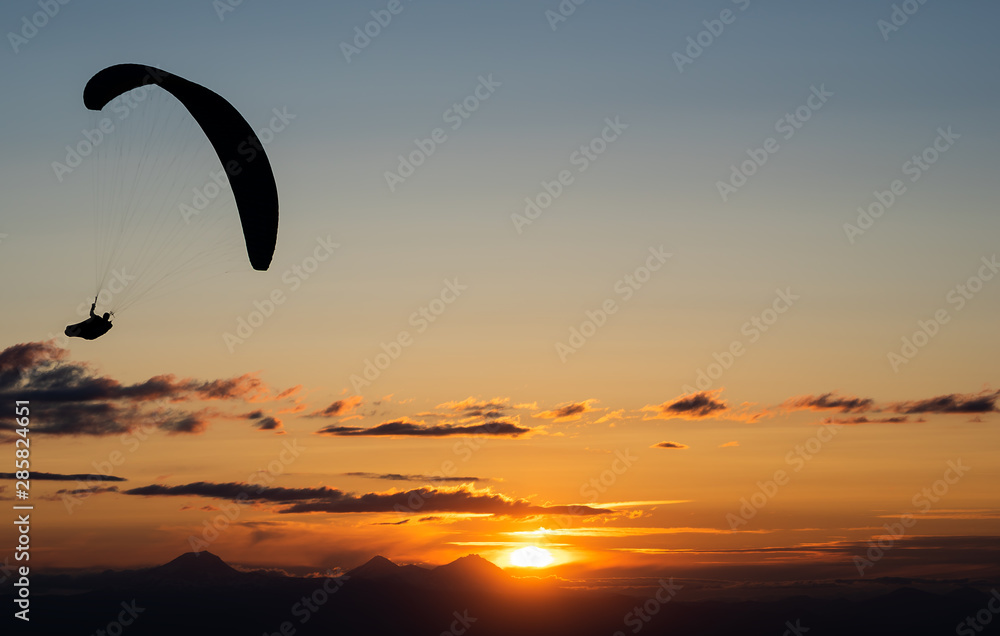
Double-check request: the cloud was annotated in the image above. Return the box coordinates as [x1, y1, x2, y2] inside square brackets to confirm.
[343, 472, 486, 483]
[275, 386, 302, 400]
[53, 485, 119, 497]
[0, 471, 126, 482]
[308, 396, 363, 418]
[719, 441, 740, 448]
[254, 416, 285, 434]
[643, 390, 728, 420]
[125, 481, 338, 502]
[436, 397, 510, 417]
[783, 393, 875, 413]
[534, 400, 599, 422]
[158, 411, 212, 435]
[123, 481, 611, 518]
[0, 342, 295, 438]
[317, 418, 529, 437]
[886, 390, 999, 414]
[821, 416, 911, 425]
[651, 441, 689, 450]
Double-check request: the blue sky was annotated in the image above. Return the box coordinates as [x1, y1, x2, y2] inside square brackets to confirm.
[0, 0, 998, 400]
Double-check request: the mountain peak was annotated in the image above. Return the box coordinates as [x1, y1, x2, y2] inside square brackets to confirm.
[446, 554, 495, 568]
[151, 551, 241, 580]
[430, 554, 509, 587]
[347, 555, 401, 579]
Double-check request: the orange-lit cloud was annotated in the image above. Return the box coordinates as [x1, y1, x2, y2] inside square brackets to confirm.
[651, 441, 689, 450]
[596, 409, 626, 425]
[0, 471, 126, 482]
[252, 416, 284, 434]
[820, 416, 911, 425]
[782, 392, 875, 413]
[124, 482, 612, 518]
[343, 472, 488, 483]
[643, 390, 728, 420]
[886, 390, 999, 414]
[316, 418, 529, 437]
[0, 342, 293, 438]
[534, 399, 599, 422]
[309, 395, 364, 418]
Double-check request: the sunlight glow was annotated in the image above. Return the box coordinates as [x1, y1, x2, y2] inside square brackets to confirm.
[509, 546, 554, 568]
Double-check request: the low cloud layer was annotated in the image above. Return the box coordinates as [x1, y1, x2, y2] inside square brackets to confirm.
[317, 418, 529, 437]
[124, 481, 610, 517]
[343, 472, 487, 483]
[0, 471, 127, 482]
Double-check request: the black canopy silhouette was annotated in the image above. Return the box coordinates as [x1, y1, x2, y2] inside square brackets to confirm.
[83, 64, 278, 271]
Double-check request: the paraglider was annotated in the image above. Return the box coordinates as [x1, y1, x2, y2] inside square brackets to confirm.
[65, 64, 280, 339]
[65, 298, 113, 341]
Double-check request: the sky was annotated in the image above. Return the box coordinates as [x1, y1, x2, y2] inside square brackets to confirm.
[0, 0, 998, 590]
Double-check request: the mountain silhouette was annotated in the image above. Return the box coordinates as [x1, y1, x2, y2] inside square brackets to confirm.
[426, 553, 512, 589]
[146, 551, 242, 581]
[4, 552, 999, 636]
[346, 554, 401, 579]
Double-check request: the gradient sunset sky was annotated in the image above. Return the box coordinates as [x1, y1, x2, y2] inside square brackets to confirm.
[1, 1, 998, 589]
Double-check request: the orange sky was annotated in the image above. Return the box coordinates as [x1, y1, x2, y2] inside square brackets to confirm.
[4, 341, 998, 587]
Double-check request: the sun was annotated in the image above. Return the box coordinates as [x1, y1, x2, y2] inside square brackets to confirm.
[509, 546, 554, 568]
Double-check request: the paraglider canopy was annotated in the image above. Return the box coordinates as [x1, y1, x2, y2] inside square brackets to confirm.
[83, 64, 278, 271]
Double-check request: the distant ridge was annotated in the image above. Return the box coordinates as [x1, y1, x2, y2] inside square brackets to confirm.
[146, 551, 242, 582]
[11, 551, 994, 636]
[346, 553, 511, 590]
